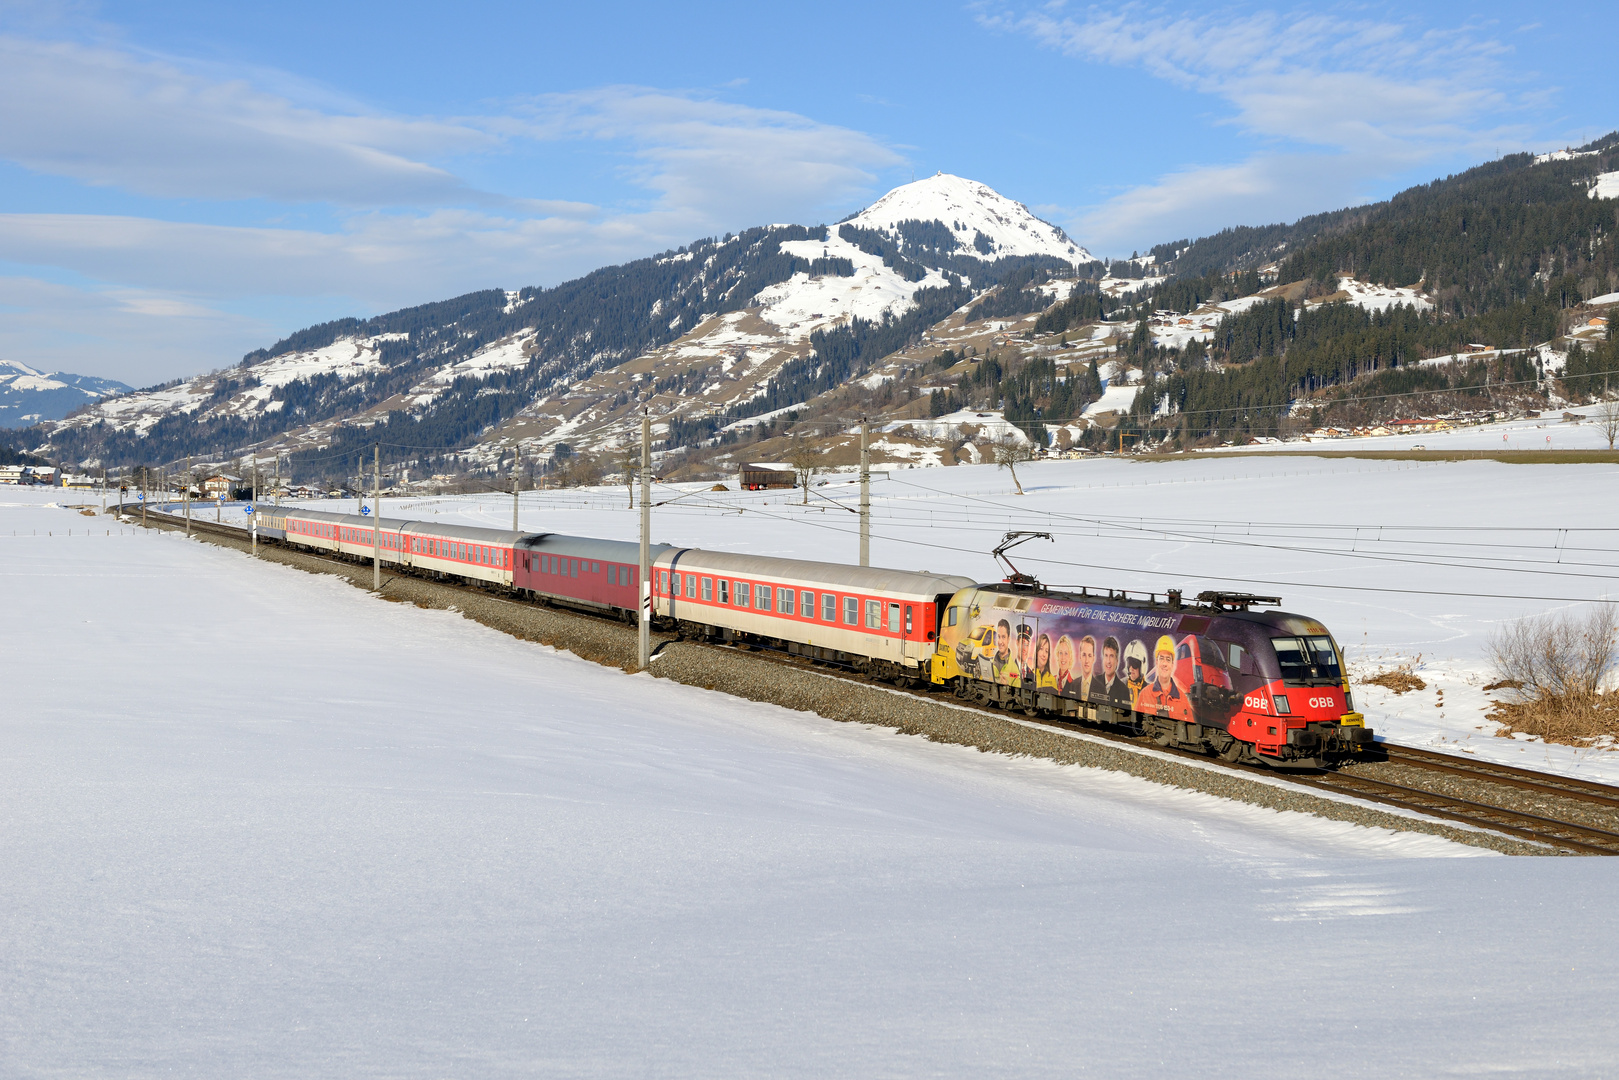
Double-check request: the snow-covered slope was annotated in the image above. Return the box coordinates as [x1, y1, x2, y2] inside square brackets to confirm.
[758, 233, 952, 338]
[850, 173, 1092, 263]
[32, 491, 1619, 1078]
[55, 335, 401, 442]
[0, 360, 131, 429]
[1592, 171, 1619, 200]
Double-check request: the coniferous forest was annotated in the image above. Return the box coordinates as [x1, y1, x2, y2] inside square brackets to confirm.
[23, 130, 1619, 474]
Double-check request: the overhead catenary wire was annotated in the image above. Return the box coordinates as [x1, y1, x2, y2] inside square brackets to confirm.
[629, 481, 1619, 605]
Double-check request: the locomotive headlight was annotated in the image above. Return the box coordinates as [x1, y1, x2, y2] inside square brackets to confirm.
[1272, 694, 1292, 715]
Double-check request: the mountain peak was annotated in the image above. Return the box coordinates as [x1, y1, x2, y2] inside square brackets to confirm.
[849, 173, 1092, 264]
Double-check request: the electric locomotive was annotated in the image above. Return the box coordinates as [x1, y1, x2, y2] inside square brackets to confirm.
[931, 582, 1371, 768]
[251, 505, 1371, 768]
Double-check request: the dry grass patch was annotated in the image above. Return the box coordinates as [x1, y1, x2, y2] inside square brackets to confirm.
[1488, 693, 1619, 747]
[1362, 670, 1427, 694]
[1486, 606, 1619, 746]
[1360, 657, 1426, 694]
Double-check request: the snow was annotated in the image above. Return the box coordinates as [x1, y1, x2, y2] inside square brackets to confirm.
[0, 359, 73, 393]
[1535, 147, 1601, 164]
[339, 451, 1619, 786]
[9, 488, 1619, 1075]
[1330, 277, 1433, 313]
[1081, 379, 1142, 417]
[428, 335, 532, 386]
[15, 491, 1619, 1077]
[847, 172, 1092, 263]
[757, 229, 950, 339]
[1593, 171, 1619, 200]
[1221, 413, 1618, 455]
[1587, 291, 1619, 306]
[62, 334, 394, 437]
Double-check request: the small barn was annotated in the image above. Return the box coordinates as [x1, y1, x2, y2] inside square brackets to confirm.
[738, 464, 796, 491]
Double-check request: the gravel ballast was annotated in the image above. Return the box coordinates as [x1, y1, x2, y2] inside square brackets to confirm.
[134, 512, 1566, 856]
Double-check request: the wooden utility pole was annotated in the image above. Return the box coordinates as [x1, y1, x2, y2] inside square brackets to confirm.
[638, 411, 652, 671]
[858, 419, 870, 567]
[512, 448, 521, 532]
[372, 443, 382, 591]
[184, 456, 191, 536]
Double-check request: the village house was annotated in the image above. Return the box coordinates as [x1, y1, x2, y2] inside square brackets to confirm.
[202, 474, 243, 500]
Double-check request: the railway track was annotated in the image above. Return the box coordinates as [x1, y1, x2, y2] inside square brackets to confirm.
[714, 641, 1619, 855]
[133, 506, 1619, 855]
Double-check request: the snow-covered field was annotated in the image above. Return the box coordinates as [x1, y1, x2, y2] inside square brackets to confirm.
[6, 468, 1619, 1076]
[360, 451, 1619, 783]
[0, 493, 1605, 1075]
[1218, 414, 1618, 454]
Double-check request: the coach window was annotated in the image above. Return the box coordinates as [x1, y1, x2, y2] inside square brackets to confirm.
[756, 584, 772, 611]
[844, 596, 858, 625]
[592, 562, 600, 574]
[888, 603, 901, 633]
[866, 599, 881, 629]
[823, 593, 836, 621]
[718, 579, 729, 604]
[702, 577, 713, 601]
[904, 605, 913, 635]
[608, 565, 616, 585]
[778, 588, 794, 616]
[735, 581, 749, 607]
[670, 571, 679, 594]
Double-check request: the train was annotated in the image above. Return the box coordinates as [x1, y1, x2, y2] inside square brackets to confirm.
[248, 505, 1374, 769]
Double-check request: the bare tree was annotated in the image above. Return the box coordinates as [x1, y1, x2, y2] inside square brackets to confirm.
[1597, 398, 1619, 451]
[617, 442, 638, 508]
[992, 432, 1033, 495]
[786, 434, 820, 504]
[1488, 605, 1617, 699]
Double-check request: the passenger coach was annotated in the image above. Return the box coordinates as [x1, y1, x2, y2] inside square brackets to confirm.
[651, 549, 974, 682]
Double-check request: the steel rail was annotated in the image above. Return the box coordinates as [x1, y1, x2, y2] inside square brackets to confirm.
[134, 506, 1619, 854]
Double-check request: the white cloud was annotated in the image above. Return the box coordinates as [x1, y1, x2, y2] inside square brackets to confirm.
[987, 6, 1514, 154]
[513, 86, 904, 226]
[980, 4, 1533, 252]
[0, 35, 907, 381]
[0, 274, 272, 387]
[1067, 154, 1370, 253]
[0, 35, 497, 205]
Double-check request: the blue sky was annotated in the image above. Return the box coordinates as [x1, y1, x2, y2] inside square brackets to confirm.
[1, 0, 1613, 385]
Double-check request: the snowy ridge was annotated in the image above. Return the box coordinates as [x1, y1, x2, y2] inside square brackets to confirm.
[849, 173, 1092, 263]
[759, 231, 952, 339]
[1, 359, 132, 428]
[1534, 147, 1601, 164]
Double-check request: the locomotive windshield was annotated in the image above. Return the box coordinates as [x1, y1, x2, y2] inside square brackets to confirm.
[1271, 635, 1342, 684]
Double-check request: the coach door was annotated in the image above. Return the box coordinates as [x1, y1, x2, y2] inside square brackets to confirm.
[896, 602, 918, 667]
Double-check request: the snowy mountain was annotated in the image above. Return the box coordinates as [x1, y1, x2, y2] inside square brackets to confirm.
[0, 360, 131, 429]
[849, 173, 1091, 263]
[33, 175, 1091, 473]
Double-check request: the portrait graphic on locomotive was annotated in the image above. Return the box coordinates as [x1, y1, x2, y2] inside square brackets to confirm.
[253, 508, 1371, 770]
[934, 584, 1372, 768]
